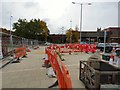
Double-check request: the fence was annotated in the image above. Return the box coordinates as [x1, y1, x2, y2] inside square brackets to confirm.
[0, 32, 39, 59]
[79, 60, 120, 89]
[45, 47, 72, 89]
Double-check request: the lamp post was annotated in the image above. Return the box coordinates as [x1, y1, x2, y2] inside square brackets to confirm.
[61, 27, 64, 43]
[72, 2, 91, 43]
[10, 15, 14, 55]
[70, 20, 72, 43]
[103, 30, 107, 54]
[10, 16, 12, 35]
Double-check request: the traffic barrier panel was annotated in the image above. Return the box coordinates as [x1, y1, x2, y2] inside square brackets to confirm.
[15, 47, 27, 60]
[42, 48, 50, 67]
[45, 48, 72, 89]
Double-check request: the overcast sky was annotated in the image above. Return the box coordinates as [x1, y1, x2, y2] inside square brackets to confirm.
[0, 0, 119, 34]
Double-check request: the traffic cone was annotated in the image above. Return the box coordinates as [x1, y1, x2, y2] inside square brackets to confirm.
[109, 54, 114, 65]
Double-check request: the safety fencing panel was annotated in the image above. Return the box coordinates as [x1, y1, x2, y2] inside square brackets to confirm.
[44, 44, 97, 89]
[59, 44, 96, 54]
[0, 32, 39, 59]
[46, 48, 72, 89]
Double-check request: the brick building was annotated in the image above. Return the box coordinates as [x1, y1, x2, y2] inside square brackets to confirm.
[48, 27, 120, 44]
[48, 34, 66, 43]
[102, 27, 120, 43]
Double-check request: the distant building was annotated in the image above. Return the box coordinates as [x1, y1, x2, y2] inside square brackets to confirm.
[48, 27, 120, 44]
[78, 27, 120, 44]
[102, 27, 120, 43]
[48, 34, 66, 44]
[80, 31, 98, 43]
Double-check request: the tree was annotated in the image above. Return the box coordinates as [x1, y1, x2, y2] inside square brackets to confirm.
[66, 28, 79, 43]
[39, 20, 49, 41]
[13, 19, 28, 38]
[13, 18, 49, 41]
[72, 31, 79, 43]
[66, 28, 72, 43]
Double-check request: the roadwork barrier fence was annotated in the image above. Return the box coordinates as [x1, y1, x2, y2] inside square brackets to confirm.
[45, 46, 72, 89]
[14, 47, 27, 60]
[47, 43, 96, 54]
[0, 32, 39, 59]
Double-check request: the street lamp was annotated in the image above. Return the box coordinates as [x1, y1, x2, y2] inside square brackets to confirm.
[103, 30, 107, 54]
[72, 2, 91, 43]
[10, 15, 14, 55]
[70, 20, 72, 43]
[61, 27, 64, 43]
[10, 16, 13, 35]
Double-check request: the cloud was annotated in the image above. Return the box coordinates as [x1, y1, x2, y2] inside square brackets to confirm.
[24, 2, 38, 8]
[1, 0, 119, 34]
[118, 1, 120, 27]
[0, 0, 2, 27]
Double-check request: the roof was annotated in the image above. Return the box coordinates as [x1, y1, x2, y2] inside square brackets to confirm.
[102, 27, 120, 31]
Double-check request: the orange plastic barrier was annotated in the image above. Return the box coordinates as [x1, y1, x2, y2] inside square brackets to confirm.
[46, 48, 72, 89]
[59, 46, 72, 53]
[47, 44, 96, 54]
[43, 44, 97, 89]
[15, 47, 27, 60]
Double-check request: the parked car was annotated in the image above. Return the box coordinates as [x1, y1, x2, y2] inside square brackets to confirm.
[109, 43, 119, 49]
[114, 48, 120, 56]
[102, 48, 120, 61]
[80, 42, 87, 44]
[44, 42, 52, 46]
[97, 43, 113, 53]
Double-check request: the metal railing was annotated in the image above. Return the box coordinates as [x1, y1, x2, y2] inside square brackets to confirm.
[0, 32, 39, 59]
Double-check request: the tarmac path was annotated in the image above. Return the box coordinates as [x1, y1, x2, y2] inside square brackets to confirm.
[2, 46, 56, 88]
[1, 46, 96, 89]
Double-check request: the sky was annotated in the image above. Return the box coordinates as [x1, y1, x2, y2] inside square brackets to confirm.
[0, 0, 119, 34]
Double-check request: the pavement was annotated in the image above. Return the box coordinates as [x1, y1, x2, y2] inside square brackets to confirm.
[1, 46, 100, 89]
[62, 52, 97, 88]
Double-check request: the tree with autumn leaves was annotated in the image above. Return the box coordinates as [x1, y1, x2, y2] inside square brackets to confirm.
[13, 18, 49, 41]
[66, 27, 79, 43]
[13, 18, 80, 43]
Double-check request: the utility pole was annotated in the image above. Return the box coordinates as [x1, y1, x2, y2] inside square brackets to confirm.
[10, 15, 14, 55]
[72, 2, 91, 43]
[70, 20, 72, 43]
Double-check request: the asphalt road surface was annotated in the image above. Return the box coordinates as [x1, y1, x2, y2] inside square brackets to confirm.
[1, 46, 98, 89]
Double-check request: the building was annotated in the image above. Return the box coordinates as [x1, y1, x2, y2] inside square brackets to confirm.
[81, 31, 98, 43]
[48, 27, 120, 44]
[103, 27, 120, 43]
[48, 34, 66, 44]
